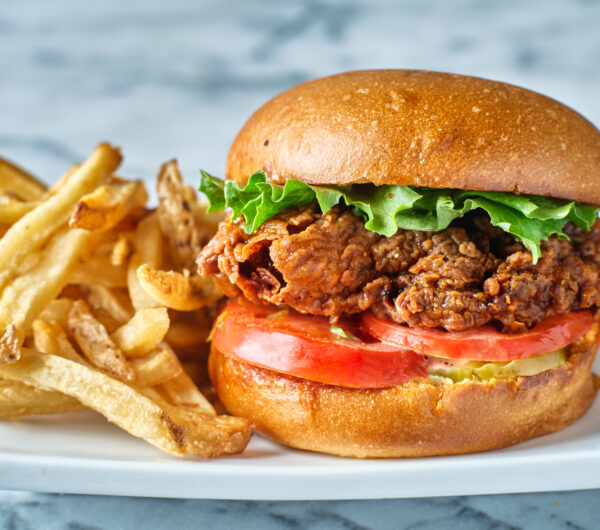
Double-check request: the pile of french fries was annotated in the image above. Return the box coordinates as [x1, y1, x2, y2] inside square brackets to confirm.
[0, 143, 251, 457]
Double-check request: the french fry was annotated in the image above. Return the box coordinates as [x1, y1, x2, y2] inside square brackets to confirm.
[33, 319, 85, 364]
[0, 157, 46, 200]
[82, 284, 133, 333]
[37, 298, 74, 328]
[0, 198, 40, 225]
[136, 264, 221, 311]
[0, 148, 246, 458]
[130, 346, 183, 387]
[0, 349, 186, 456]
[0, 143, 121, 290]
[134, 211, 163, 269]
[157, 160, 202, 269]
[126, 212, 164, 310]
[70, 254, 128, 288]
[142, 387, 250, 457]
[69, 179, 148, 232]
[127, 253, 160, 310]
[159, 363, 215, 415]
[167, 406, 251, 457]
[0, 325, 20, 364]
[111, 307, 169, 358]
[0, 228, 91, 352]
[0, 378, 85, 418]
[68, 299, 136, 382]
[110, 234, 132, 266]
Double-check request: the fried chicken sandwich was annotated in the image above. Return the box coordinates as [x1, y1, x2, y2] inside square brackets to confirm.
[197, 70, 600, 457]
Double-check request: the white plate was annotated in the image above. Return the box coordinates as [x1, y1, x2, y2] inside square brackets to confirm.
[1, 376, 600, 500]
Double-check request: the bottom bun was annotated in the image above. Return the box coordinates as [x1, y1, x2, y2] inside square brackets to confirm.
[208, 321, 600, 458]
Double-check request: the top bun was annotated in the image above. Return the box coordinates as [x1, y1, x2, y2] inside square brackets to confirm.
[226, 70, 600, 205]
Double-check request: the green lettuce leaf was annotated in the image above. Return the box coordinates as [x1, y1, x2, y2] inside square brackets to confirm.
[199, 171, 598, 263]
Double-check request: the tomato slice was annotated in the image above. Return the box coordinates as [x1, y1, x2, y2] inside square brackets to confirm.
[360, 310, 594, 362]
[211, 299, 428, 389]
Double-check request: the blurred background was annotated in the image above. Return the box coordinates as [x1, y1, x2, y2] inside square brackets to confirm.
[2, 0, 600, 191]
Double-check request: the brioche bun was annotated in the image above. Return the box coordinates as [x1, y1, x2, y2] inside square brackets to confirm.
[213, 70, 600, 457]
[226, 70, 600, 205]
[209, 317, 599, 457]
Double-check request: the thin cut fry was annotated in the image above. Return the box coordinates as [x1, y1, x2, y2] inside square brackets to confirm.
[70, 254, 128, 288]
[127, 253, 159, 310]
[0, 229, 91, 347]
[110, 234, 132, 266]
[134, 211, 162, 269]
[111, 307, 170, 358]
[168, 407, 251, 457]
[159, 364, 215, 415]
[0, 349, 186, 456]
[0, 158, 46, 200]
[0, 325, 20, 364]
[37, 298, 74, 328]
[69, 179, 148, 232]
[157, 160, 202, 269]
[136, 264, 221, 311]
[0, 148, 246, 458]
[0, 199, 40, 224]
[143, 387, 250, 457]
[0, 143, 121, 290]
[130, 346, 183, 387]
[82, 284, 133, 332]
[33, 319, 86, 364]
[0, 378, 85, 418]
[68, 299, 136, 382]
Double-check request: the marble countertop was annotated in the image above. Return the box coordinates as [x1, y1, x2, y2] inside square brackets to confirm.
[1, 0, 600, 528]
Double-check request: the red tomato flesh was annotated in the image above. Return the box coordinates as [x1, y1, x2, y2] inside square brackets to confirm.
[211, 299, 428, 389]
[361, 310, 593, 362]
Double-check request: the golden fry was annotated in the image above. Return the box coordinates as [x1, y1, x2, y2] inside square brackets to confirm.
[68, 299, 136, 382]
[159, 364, 215, 415]
[0, 229, 91, 349]
[157, 160, 203, 269]
[0, 149, 247, 458]
[130, 346, 183, 387]
[133, 211, 163, 269]
[127, 253, 159, 310]
[37, 298, 74, 328]
[136, 264, 221, 311]
[111, 307, 170, 358]
[0, 198, 40, 225]
[0, 349, 186, 456]
[33, 319, 85, 364]
[69, 179, 148, 232]
[0, 157, 46, 200]
[168, 406, 251, 457]
[71, 254, 128, 288]
[143, 387, 250, 457]
[0, 325, 20, 364]
[82, 284, 133, 333]
[0, 378, 85, 418]
[110, 234, 132, 266]
[0, 143, 121, 290]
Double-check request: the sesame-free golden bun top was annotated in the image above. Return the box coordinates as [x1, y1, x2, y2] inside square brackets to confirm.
[226, 70, 600, 205]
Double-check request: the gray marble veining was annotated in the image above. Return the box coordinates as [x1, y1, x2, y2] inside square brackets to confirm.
[2, 489, 600, 530]
[1, 0, 600, 528]
[2, 0, 600, 187]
